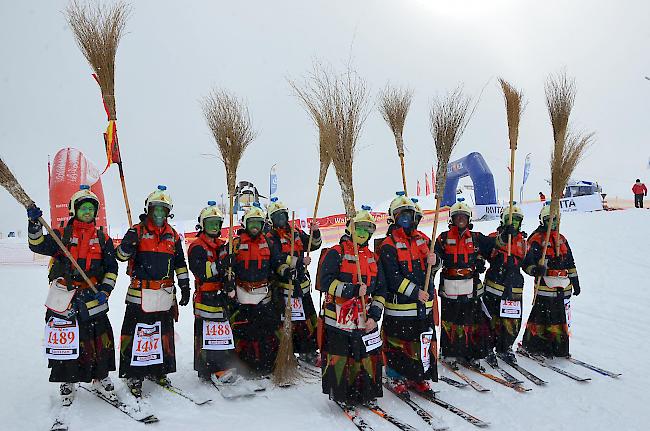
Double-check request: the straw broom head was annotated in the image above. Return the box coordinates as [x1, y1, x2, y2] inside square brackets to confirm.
[545, 71, 575, 154]
[429, 86, 472, 196]
[202, 89, 257, 196]
[0, 158, 35, 208]
[288, 64, 336, 186]
[66, 0, 130, 120]
[498, 78, 526, 150]
[550, 129, 594, 212]
[378, 85, 413, 156]
[326, 68, 370, 218]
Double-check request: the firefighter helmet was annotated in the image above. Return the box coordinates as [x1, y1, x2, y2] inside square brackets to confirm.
[197, 201, 224, 230]
[345, 205, 377, 235]
[500, 204, 524, 225]
[68, 184, 99, 216]
[144, 185, 173, 214]
[242, 202, 265, 227]
[449, 198, 472, 220]
[388, 191, 415, 222]
[266, 197, 288, 218]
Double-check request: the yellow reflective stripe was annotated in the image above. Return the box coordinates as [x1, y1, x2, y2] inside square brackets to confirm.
[116, 247, 130, 261]
[324, 309, 337, 319]
[278, 280, 310, 290]
[29, 236, 45, 245]
[397, 278, 411, 295]
[195, 303, 224, 313]
[372, 296, 386, 306]
[176, 267, 188, 275]
[206, 262, 213, 279]
[328, 280, 340, 295]
[85, 299, 99, 308]
[277, 263, 289, 276]
[486, 279, 522, 294]
[127, 288, 142, 297]
[385, 302, 417, 310]
[104, 272, 117, 281]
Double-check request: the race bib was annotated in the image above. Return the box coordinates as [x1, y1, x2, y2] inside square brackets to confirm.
[500, 299, 522, 319]
[361, 329, 382, 353]
[420, 330, 434, 372]
[281, 297, 306, 321]
[44, 317, 79, 360]
[564, 299, 572, 327]
[131, 321, 164, 366]
[202, 320, 235, 351]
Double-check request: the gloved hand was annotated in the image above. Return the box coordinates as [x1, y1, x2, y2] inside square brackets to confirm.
[94, 290, 109, 305]
[27, 206, 43, 222]
[475, 258, 486, 274]
[499, 224, 517, 242]
[282, 266, 297, 280]
[223, 253, 236, 269]
[224, 277, 236, 293]
[572, 276, 581, 296]
[179, 286, 191, 306]
[531, 264, 547, 277]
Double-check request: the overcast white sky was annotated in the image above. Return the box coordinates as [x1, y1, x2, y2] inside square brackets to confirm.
[1, 0, 649, 233]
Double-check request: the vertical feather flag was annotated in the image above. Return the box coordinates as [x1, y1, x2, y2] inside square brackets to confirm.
[417, 179, 421, 196]
[425, 173, 431, 196]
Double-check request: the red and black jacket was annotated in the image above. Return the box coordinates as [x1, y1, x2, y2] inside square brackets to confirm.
[434, 226, 498, 280]
[484, 227, 536, 299]
[188, 232, 228, 291]
[232, 230, 275, 284]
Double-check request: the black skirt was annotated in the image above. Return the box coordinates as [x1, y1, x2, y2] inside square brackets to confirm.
[46, 311, 116, 383]
[321, 326, 383, 405]
[231, 301, 280, 376]
[482, 292, 522, 353]
[382, 314, 438, 382]
[440, 297, 491, 359]
[118, 304, 176, 379]
[522, 295, 569, 357]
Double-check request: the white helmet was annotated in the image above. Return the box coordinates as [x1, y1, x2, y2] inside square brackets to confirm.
[266, 197, 288, 218]
[388, 191, 416, 222]
[500, 204, 524, 225]
[411, 198, 423, 221]
[345, 205, 377, 235]
[449, 198, 472, 220]
[145, 185, 173, 214]
[242, 202, 266, 227]
[68, 184, 99, 216]
[539, 203, 552, 224]
[197, 200, 224, 230]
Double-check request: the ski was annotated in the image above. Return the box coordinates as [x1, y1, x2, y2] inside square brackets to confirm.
[336, 402, 375, 431]
[516, 347, 591, 382]
[497, 353, 547, 386]
[297, 357, 322, 378]
[566, 357, 621, 378]
[439, 376, 468, 388]
[459, 359, 530, 393]
[414, 388, 490, 428]
[485, 355, 524, 384]
[50, 405, 71, 431]
[79, 384, 159, 424]
[440, 360, 489, 392]
[363, 400, 419, 431]
[146, 377, 212, 405]
[383, 382, 448, 431]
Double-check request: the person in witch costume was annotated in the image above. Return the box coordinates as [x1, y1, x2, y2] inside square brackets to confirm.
[521, 204, 580, 358]
[318, 206, 386, 408]
[434, 198, 515, 366]
[28, 185, 118, 406]
[187, 201, 242, 384]
[115, 185, 190, 397]
[230, 203, 281, 375]
[379, 192, 440, 395]
[483, 204, 536, 363]
[266, 197, 322, 365]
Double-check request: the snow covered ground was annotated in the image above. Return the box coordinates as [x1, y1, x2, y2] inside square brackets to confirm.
[1, 209, 649, 431]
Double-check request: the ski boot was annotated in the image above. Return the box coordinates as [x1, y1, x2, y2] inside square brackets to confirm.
[211, 368, 244, 386]
[153, 374, 172, 387]
[498, 348, 517, 364]
[406, 379, 434, 395]
[60, 383, 76, 407]
[298, 351, 321, 367]
[386, 377, 408, 395]
[465, 357, 484, 371]
[92, 376, 117, 401]
[485, 351, 499, 368]
[126, 377, 143, 398]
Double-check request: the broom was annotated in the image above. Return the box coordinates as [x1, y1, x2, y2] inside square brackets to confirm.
[0, 158, 97, 293]
[379, 85, 413, 196]
[202, 89, 257, 282]
[423, 87, 472, 327]
[66, 0, 133, 225]
[498, 78, 526, 255]
[273, 211, 300, 385]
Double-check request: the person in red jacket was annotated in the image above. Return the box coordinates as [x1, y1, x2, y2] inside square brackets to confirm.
[633, 179, 647, 208]
[539, 192, 546, 202]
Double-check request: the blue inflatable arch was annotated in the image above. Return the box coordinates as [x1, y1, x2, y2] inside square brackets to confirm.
[442, 152, 497, 207]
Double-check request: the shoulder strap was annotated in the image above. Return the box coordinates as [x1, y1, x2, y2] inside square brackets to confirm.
[62, 223, 74, 248]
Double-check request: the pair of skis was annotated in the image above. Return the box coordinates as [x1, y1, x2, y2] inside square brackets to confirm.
[516, 345, 620, 381]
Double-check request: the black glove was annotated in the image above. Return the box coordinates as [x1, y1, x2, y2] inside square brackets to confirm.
[572, 276, 581, 296]
[282, 266, 297, 280]
[27, 206, 43, 222]
[475, 259, 486, 274]
[223, 254, 236, 269]
[224, 277, 236, 293]
[179, 286, 191, 306]
[531, 264, 547, 277]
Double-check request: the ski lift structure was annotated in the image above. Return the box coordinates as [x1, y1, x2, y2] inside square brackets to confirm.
[233, 181, 266, 213]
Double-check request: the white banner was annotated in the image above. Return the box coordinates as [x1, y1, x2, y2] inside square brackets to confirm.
[473, 194, 603, 221]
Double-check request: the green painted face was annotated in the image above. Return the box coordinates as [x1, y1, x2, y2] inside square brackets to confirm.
[150, 205, 168, 227]
[353, 226, 371, 244]
[505, 216, 522, 232]
[204, 218, 222, 235]
[75, 202, 96, 223]
[247, 220, 262, 236]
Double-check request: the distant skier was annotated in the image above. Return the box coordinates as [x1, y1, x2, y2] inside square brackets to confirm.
[266, 197, 322, 365]
[115, 185, 190, 397]
[434, 198, 514, 366]
[483, 205, 535, 363]
[318, 206, 386, 408]
[522, 205, 580, 358]
[380, 193, 440, 395]
[28, 185, 118, 406]
[539, 192, 546, 202]
[632, 179, 647, 208]
[187, 201, 238, 384]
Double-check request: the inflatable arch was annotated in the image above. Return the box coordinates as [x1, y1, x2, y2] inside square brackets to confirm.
[442, 152, 497, 207]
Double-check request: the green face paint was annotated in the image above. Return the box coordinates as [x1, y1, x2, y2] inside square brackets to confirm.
[204, 218, 222, 235]
[353, 226, 371, 244]
[150, 205, 168, 227]
[247, 220, 262, 236]
[75, 202, 96, 223]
